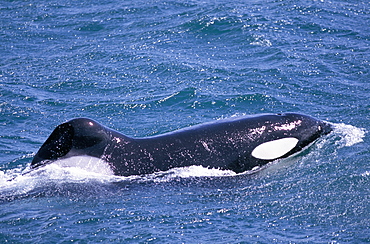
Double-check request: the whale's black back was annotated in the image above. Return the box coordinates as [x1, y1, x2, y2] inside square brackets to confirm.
[31, 113, 332, 176]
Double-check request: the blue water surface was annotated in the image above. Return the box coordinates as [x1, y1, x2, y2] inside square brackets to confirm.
[0, 0, 369, 243]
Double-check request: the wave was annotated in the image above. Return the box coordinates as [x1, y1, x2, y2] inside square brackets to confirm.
[331, 122, 366, 147]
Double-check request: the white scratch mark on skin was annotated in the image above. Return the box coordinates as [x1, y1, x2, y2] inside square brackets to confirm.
[249, 126, 267, 136]
[200, 141, 211, 152]
[274, 120, 302, 131]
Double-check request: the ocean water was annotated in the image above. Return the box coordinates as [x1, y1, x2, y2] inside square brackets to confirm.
[0, 0, 369, 243]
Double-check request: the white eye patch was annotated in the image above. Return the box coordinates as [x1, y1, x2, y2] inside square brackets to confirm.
[251, 137, 299, 160]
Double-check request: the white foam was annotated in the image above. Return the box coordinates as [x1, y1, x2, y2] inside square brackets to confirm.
[0, 166, 41, 200]
[0, 157, 121, 199]
[332, 123, 366, 147]
[138, 165, 237, 183]
[166, 165, 236, 178]
[1, 160, 240, 195]
[34, 163, 118, 183]
[53, 156, 114, 176]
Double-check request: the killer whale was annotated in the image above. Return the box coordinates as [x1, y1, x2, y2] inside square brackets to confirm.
[31, 113, 332, 176]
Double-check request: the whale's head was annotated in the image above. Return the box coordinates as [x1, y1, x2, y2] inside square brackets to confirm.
[31, 118, 112, 169]
[249, 112, 332, 162]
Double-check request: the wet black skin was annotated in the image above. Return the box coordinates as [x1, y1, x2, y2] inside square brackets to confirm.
[31, 113, 332, 176]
